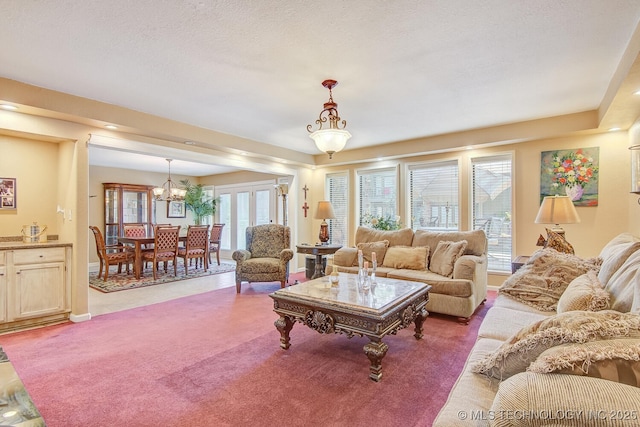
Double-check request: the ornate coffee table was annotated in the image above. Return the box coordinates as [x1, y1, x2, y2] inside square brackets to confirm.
[269, 273, 430, 381]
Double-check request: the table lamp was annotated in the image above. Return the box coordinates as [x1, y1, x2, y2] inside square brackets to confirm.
[534, 195, 580, 241]
[314, 201, 336, 244]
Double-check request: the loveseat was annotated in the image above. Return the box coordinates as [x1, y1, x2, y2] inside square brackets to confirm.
[329, 226, 488, 323]
[434, 233, 640, 426]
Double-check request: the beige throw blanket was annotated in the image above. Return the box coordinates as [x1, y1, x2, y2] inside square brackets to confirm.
[499, 249, 601, 311]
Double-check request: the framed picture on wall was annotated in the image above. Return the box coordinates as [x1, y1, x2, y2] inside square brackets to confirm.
[0, 178, 16, 210]
[540, 147, 599, 207]
[167, 200, 186, 218]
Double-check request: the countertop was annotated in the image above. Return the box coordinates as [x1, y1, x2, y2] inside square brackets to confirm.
[0, 241, 72, 250]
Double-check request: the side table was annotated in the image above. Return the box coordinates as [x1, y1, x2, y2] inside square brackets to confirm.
[295, 244, 342, 279]
[511, 255, 530, 273]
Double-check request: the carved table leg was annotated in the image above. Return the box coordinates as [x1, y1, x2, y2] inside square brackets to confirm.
[274, 315, 294, 349]
[413, 308, 429, 340]
[363, 340, 389, 382]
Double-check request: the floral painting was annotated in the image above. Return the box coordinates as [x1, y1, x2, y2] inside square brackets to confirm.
[540, 147, 599, 206]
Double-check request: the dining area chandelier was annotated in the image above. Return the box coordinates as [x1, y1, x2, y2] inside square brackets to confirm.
[153, 159, 186, 201]
[307, 79, 351, 159]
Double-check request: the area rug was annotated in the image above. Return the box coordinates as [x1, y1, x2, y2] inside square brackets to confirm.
[89, 262, 235, 292]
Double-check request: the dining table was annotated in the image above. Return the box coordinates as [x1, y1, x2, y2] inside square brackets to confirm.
[118, 235, 187, 279]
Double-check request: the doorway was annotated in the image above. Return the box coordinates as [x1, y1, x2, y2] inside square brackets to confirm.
[215, 181, 276, 259]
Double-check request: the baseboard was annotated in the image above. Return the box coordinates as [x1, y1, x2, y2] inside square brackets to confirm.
[70, 313, 92, 323]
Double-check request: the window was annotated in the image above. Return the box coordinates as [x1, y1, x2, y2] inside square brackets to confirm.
[358, 167, 397, 225]
[471, 154, 513, 272]
[408, 160, 459, 230]
[326, 172, 348, 245]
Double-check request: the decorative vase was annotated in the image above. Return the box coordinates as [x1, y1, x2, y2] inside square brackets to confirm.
[565, 185, 584, 201]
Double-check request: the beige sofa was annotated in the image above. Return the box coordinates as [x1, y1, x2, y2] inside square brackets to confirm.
[434, 233, 640, 426]
[330, 226, 488, 323]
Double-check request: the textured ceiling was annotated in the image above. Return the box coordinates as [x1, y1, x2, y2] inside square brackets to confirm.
[2, 1, 640, 165]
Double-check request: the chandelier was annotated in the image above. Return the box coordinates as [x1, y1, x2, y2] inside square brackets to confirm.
[153, 159, 187, 201]
[307, 79, 351, 159]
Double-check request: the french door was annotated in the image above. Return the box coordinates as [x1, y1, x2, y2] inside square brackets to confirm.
[215, 181, 275, 259]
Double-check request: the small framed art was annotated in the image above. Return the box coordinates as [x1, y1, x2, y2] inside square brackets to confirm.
[167, 200, 186, 218]
[0, 178, 16, 210]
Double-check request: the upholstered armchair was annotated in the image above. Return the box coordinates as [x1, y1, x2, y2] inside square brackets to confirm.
[232, 224, 294, 293]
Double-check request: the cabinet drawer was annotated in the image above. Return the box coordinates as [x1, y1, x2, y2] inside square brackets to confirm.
[13, 248, 66, 264]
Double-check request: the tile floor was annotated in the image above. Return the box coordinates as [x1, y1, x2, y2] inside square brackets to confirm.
[89, 258, 237, 316]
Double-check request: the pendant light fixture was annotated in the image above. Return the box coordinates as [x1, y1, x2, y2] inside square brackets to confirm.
[307, 79, 351, 159]
[153, 159, 187, 201]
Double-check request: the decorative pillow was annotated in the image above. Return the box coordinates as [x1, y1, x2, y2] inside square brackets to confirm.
[498, 248, 600, 311]
[471, 310, 640, 380]
[557, 270, 610, 313]
[428, 240, 467, 277]
[528, 339, 640, 387]
[490, 372, 640, 427]
[597, 233, 640, 285]
[382, 246, 429, 270]
[544, 228, 574, 254]
[332, 247, 358, 267]
[355, 240, 389, 265]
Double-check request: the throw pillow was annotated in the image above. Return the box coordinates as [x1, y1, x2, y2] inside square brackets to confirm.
[332, 247, 358, 267]
[428, 240, 467, 277]
[498, 248, 600, 311]
[355, 240, 389, 265]
[597, 233, 640, 285]
[490, 372, 640, 427]
[471, 310, 640, 380]
[382, 246, 429, 270]
[544, 228, 575, 254]
[557, 270, 610, 313]
[528, 339, 640, 387]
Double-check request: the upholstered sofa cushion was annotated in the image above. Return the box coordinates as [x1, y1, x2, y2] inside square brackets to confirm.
[413, 229, 486, 257]
[498, 248, 600, 311]
[557, 270, 610, 313]
[528, 338, 640, 387]
[429, 240, 467, 277]
[598, 232, 640, 285]
[387, 269, 474, 298]
[603, 249, 640, 313]
[471, 310, 640, 380]
[489, 372, 640, 427]
[356, 240, 389, 264]
[354, 226, 414, 247]
[382, 246, 428, 270]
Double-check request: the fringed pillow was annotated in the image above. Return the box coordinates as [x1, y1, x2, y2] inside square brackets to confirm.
[557, 270, 610, 313]
[471, 310, 640, 380]
[528, 339, 640, 387]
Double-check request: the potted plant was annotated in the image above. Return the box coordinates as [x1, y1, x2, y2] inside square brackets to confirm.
[180, 179, 218, 225]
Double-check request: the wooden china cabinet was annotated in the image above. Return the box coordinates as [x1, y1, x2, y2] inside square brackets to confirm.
[103, 183, 156, 246]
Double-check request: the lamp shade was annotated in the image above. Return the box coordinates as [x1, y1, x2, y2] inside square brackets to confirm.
[535, 195, 580, 225]
[309, 129, 351, 157]
[314, 201, 336, 220]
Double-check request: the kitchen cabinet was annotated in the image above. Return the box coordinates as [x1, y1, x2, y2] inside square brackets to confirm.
[0, 244, 72, 333]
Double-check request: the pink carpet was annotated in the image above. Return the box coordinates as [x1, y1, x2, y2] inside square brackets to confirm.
[0, 276, 494, 427]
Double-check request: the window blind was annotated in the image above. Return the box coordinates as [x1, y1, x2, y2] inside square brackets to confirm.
[471, 154, 513, 272]
[408, 160, 459, 230]
[357, 167, 397, 226]
[327, 172, 348, 245]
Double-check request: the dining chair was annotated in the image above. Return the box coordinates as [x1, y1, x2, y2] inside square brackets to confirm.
[208, 223, 225, 266]
[89, 226, 134, 281]
[142, 225, 181, 280]
[178, 225, 210, 275]
[123, 224, 153, 268]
